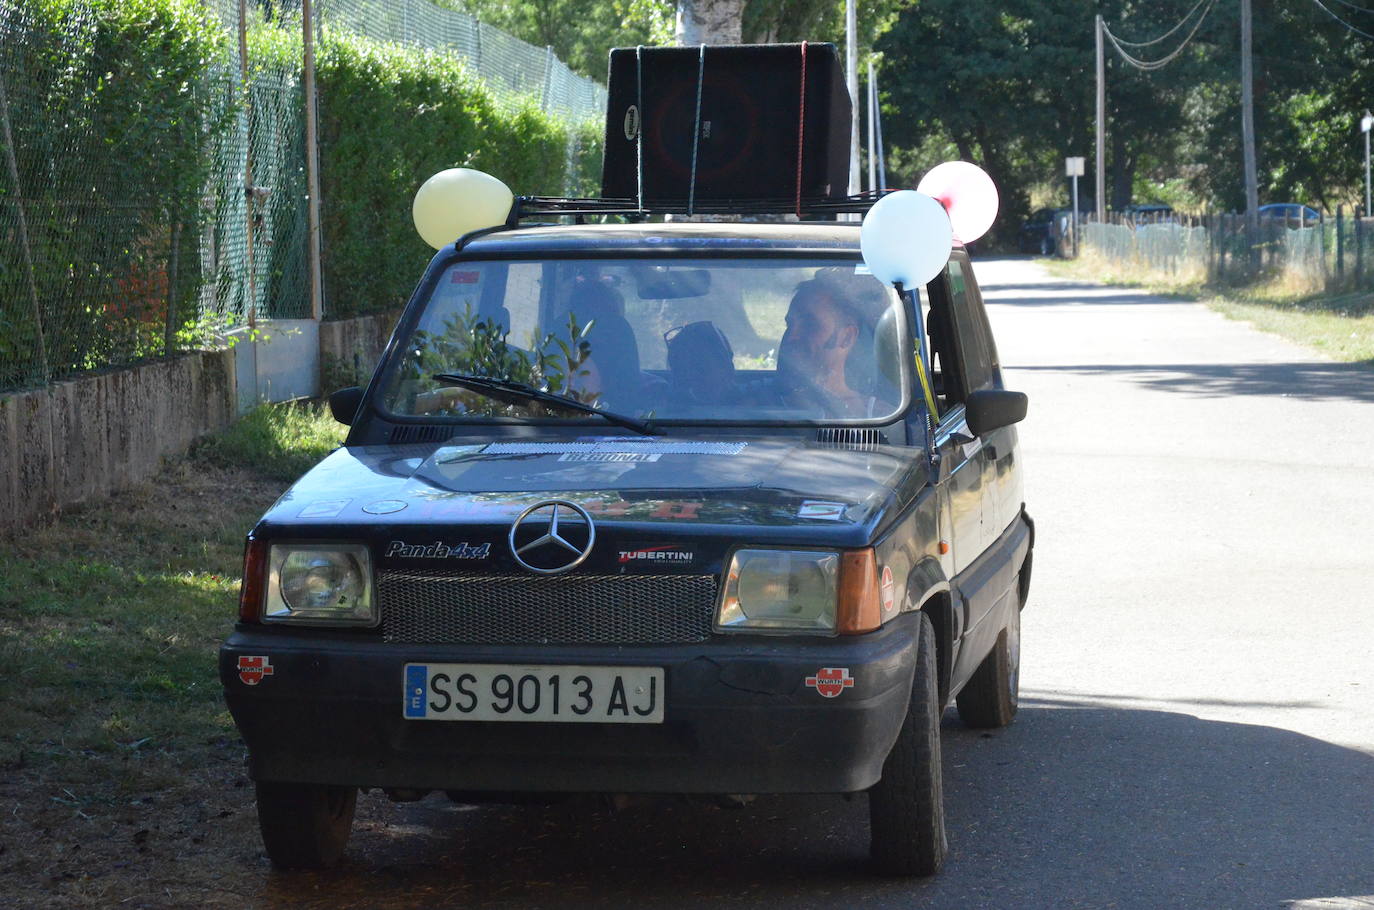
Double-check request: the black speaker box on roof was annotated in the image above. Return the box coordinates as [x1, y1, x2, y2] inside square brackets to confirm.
[600, 43, 852, 207]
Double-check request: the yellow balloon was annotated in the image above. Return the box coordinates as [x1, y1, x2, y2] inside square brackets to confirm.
[412, 168, 515, 250]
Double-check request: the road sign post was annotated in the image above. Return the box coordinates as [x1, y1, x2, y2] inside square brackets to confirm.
[1066, 156, 1086, 258]
[1362, 111, 1372, 219]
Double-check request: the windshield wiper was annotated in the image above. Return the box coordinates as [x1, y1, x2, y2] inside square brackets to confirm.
[433, 373, 656, 436]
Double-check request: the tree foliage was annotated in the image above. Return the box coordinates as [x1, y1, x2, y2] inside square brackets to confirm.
[877, 0, 1374, 237]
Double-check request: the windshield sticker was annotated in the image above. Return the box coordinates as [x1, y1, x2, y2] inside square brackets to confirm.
[385, 540, 491, 560]
[450, 270, 480, 284]
[618, 546, 694, 565]
[483, 440, 747, 456]
[238, 656, 275, 686]
[363, 500, 408, 515]
[805, 667, 854, 698]
[298, 499, 350, 519]
[558, 452, 661, 463]
[798, 500, 846, 520]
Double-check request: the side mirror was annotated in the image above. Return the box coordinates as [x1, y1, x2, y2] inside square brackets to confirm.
[965, 388, 1027, 436]
[329, 386, 365, 426]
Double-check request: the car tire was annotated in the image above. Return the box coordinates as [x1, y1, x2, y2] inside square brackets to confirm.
[1040, 235, 1054, 257]
[256, 781, 357, 870]
[868, 610, 947, 876]
[955, 587, 1021, 728]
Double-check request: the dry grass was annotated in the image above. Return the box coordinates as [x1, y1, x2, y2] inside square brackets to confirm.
[1047, 256, 1374, 364]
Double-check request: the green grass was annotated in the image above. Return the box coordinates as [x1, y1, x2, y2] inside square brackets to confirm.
[0, 401, 342, 801]
[192, 398, 346, 481]
[1047, 257, 1374, 363]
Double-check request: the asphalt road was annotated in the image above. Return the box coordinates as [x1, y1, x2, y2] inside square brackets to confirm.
[271, 258, 1374, 909]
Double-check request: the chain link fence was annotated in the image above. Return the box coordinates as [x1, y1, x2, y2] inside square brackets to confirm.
[0, 0, 605, 393]
[1080, 211, 1374, 294]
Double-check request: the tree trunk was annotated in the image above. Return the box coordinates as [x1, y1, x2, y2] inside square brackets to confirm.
[676, 0, 744, 44]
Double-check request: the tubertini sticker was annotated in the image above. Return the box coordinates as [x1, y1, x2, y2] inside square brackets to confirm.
[798, 500, 846, 521]
[238, 656, 274, 686]
[298, 499, 350, 519]
[618, 546, 694, 565]
[362, 500, 408, 515]
[805, 667, 854, 698]
[880, 565, 896, 614]
[624, 105, 640, 141]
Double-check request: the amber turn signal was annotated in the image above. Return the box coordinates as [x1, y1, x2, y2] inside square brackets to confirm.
[238, 537, 268, 622]
[836, 549, 881, 634]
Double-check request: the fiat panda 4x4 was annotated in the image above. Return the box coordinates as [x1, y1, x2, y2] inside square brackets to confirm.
[220, 211, 1032, 876]
[220, 39, 1029, 876]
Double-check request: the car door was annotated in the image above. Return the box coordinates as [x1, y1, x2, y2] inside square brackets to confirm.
[923, 268, 985, 581]
[953, 255, 1023, 539]
[929, 255, 1006, 657]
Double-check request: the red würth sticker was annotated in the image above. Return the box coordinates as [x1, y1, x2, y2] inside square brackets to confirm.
[238, 656, 274, 686]
[805, 667, 855, 698]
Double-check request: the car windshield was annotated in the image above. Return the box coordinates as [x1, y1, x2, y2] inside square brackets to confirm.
[378, 256, 910, 425]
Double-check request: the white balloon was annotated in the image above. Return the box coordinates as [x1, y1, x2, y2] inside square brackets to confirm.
[860, 191, 953, 288]
[412, 168, 514, 250]
[917, 161, 999, 244]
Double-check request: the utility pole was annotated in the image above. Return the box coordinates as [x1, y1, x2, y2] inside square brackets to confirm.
[1095, 14, 1105, 222]
[303, 0, 324, 321]
[846, 0, 859, 208]
[1240, 0, 1259, 232]
[873, 66, 887, 191]
[867, 59, 877, 193]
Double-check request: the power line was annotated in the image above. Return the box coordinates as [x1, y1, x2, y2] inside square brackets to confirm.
[1322, 0, 1374, 16]
[1109, 0, 1212, 48]
[1101, 0, 1218, 71]
[1307, 0, 1374, 38]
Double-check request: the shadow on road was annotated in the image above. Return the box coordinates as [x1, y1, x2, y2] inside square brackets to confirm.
[256, 703, 1374, 909]
[1010, 361, 1374, 402]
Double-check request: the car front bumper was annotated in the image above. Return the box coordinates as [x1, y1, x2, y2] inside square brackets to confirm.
[219, 612, 920, 795]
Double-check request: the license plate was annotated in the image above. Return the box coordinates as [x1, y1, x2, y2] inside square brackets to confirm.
[403, 663, 664, 724]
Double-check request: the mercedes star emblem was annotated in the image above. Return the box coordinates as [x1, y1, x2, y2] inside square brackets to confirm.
[508, 499, 596, 574]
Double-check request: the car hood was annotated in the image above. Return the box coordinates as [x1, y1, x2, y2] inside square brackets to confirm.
[261, 435, 928, 536]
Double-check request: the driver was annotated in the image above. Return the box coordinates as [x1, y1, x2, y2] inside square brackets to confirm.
[772, 274, 870, 417]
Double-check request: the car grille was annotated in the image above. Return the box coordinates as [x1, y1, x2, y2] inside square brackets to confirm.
[379, 571, 718, 645]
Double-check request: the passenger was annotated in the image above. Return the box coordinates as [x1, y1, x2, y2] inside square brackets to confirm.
[665, 320, 737, 405]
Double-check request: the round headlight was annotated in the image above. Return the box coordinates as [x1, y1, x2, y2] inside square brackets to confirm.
[280, 550, 363, 611]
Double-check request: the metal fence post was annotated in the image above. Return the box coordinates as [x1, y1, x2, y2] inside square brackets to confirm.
[1357, 207, 1365, 290]
[303, 0, 324, 322]
[1336, 205, 1344, 282]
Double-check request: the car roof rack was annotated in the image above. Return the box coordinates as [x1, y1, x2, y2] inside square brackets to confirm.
[508, 191, 890, 224]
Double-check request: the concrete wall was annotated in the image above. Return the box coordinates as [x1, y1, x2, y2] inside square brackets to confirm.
[319, 309, 401, 392]
[0, 349, 236, 534]
[0, 310, 398, 535]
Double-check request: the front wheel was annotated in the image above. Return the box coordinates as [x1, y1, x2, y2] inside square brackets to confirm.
[956, 590, 1021, 728]
[868, 611, 948, 876]
[256, 781, 357, 870]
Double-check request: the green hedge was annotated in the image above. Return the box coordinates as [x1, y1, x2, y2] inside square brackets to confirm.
[0, 0, 232, 389]
[314, 30, 603, 318]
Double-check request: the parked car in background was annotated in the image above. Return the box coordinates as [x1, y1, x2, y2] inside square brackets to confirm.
[1118, 203, 1175, 225]
[1018, 209, 1058, 255]
[1257, 203, 1320, 225]
[1019, 205, 1091, 256]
